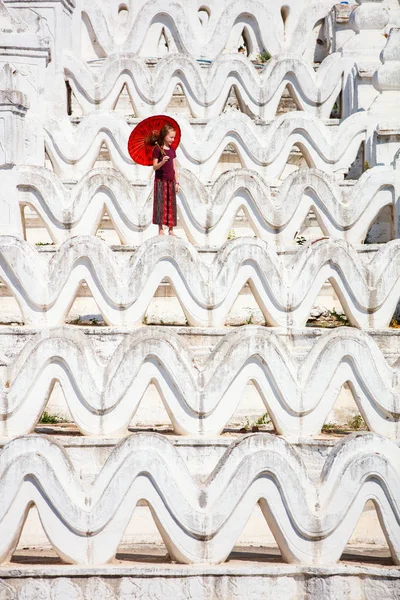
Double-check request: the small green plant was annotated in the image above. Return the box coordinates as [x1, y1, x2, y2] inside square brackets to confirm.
[364, 161, 371, 171]
[96, 230, 106, 242]
[143, 315, 148, 325]
[347, 414, 367, 431]
[227, 229, 236, 240]
[240, 413, 271, 432]
[321, 422, 338, 433]
[296, 236, 307, 245]
[256, 413, 271, 426]
[35, 241, 54, 246]
[39, 411, 66, 424]
[245, 313, 254, 325]
[327, 308, 350, 326]
[89, 317, 99, 326]
[257, 50, 271, 63]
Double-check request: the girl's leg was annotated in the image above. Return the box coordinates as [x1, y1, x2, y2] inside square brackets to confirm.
[153, 180, 165, 235]
[168, 180, 177, 236]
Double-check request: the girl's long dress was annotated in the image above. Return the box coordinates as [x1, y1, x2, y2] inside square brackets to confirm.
[152, 146, 177, 227]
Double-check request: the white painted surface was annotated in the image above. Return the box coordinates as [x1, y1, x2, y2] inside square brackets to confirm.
[0, 0, 399, 594]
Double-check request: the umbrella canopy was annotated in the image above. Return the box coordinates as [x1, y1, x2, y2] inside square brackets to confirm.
[128, 115, 181, 166]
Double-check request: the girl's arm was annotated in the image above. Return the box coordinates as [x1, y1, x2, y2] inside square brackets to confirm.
[153, 155, 169, 171]
[173, 158, 179, 190]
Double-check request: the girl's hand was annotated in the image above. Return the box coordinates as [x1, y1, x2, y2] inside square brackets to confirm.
[175, 182, 180, 193]
[161, 155, 170, 164]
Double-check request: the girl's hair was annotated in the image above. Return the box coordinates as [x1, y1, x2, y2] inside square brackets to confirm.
[147, 124, 176, 154]
[158, 124, 175, 146]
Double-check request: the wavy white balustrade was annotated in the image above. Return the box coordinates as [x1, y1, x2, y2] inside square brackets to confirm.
[0, 433, 399, 565]
[1, 326, 400, 438]
[81, 0, 337, 58]
[44, 111, 371, 181]
[1, 235, 400, 328]
[17, 165, 396, 246]
[64, 52, 355, 119]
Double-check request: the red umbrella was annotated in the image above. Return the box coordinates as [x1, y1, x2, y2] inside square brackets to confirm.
[128, 115, 181, 166]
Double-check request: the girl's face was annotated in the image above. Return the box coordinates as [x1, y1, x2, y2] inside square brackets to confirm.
[164, 130, 176, 146]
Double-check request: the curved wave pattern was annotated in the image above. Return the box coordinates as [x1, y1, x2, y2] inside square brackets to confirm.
[0, 432, 399, 565]
[80, 0, 337, 59]
[64, 52, 356, 119]
[1, 326, 400, 438]
[44, 111, 371, 181]
[0, 235, 400, 328]
[17, 165, 396, 246]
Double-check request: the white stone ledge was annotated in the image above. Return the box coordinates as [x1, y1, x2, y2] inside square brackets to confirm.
[64, 52, 354, 119]
[7, 436, 387, 552]
[16, 163, 396, 247]
[0, 432, 399, 566]
[43, 110, 371, 180]
[1, 326, 400, 437]
[78, 0, 340, 59]
[1, 235, 400, 328]
[1, 562, 399, 578]
[0, 563, 399, 600]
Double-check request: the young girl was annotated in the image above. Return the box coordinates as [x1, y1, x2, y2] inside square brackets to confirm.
[152, 124, 179, 236]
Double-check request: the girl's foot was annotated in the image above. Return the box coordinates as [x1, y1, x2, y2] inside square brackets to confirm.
[168, 229, 176, 236]
[158, 228, 165, 236]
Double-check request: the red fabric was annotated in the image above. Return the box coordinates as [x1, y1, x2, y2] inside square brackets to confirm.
[153, 179, 177, 227]
[127, 115, 181, 165]
[153, 146, 176, 180]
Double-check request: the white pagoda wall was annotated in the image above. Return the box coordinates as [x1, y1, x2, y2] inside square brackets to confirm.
[0, 0, 400, 598]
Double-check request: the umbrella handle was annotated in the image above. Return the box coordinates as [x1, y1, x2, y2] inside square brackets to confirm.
[155, 141, 165, 156]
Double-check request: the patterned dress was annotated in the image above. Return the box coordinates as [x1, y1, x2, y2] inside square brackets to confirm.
[152, 145, 177, 227]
